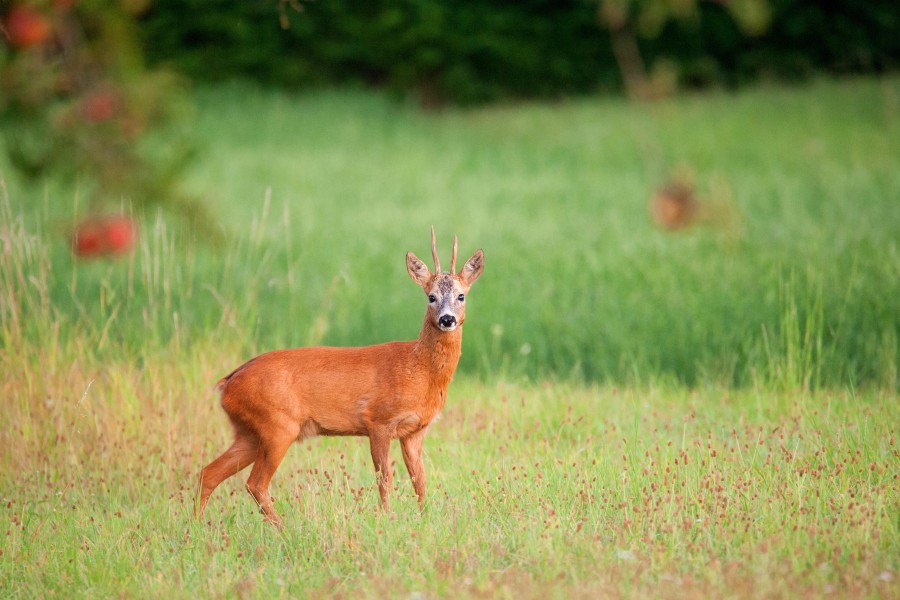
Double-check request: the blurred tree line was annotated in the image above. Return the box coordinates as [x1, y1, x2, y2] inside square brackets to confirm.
[139, 0, 900, 104]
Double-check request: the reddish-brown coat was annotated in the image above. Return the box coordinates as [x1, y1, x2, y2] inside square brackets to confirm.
[218, 329, 457, 440]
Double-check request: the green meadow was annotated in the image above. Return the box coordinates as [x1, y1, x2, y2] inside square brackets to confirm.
[1, 76, 898, 597]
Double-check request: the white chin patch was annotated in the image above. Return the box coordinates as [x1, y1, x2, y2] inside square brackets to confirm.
[438, 323, 458, 332]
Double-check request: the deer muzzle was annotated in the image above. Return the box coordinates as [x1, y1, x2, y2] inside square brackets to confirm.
[438, 314, 458, 331]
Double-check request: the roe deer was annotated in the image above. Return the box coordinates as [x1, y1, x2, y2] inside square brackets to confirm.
[197, 228, 484, 526]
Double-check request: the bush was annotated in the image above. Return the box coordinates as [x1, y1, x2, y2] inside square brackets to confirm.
[0, 0, 206, 229]
[651, 0, 900, 88]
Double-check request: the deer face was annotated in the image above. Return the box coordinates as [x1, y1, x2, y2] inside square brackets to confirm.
[407, 231, 484, 333]
[424, 273, 468, 332]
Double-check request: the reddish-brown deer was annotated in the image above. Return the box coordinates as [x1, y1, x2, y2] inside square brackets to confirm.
[197, 229, 484, 527]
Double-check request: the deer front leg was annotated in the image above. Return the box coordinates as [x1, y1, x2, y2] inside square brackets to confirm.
[400, 429, 427, 508]
[368, 428, 393, 509]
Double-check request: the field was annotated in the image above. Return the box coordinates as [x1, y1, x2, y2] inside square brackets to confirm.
[1, 77, 899, 598]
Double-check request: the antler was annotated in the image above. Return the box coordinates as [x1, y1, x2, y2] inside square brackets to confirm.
[431, 226, 441, 273]
[450, 235, 458, 274]
[431, 227, 459, 273]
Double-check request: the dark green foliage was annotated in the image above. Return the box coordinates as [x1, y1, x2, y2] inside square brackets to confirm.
[653, 0, 900, 88]
[140, 0, 899, 103]
[140, 0, 616, 103]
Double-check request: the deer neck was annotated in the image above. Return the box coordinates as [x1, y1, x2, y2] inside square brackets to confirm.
[414, 316, 463, 389]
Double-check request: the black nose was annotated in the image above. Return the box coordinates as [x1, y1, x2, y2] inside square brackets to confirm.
[439, 315, 457, 329]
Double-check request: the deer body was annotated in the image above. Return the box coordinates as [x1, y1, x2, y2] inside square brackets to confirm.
[197, 230, 483, 527]
[218, 332, 457, 439]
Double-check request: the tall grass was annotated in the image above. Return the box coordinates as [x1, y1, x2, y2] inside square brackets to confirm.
[4, 77, 898, 388]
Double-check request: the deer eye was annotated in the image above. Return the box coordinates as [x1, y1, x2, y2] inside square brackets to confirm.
[457, 294, 465, 302]
[428, 294, 437, 303]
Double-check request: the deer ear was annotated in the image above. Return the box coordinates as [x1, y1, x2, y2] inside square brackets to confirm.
[407, 252, 432, 287]
[459, 249, 484, 286]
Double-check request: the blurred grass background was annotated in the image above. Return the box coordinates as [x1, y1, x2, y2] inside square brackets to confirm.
[4, 76, 898, 388]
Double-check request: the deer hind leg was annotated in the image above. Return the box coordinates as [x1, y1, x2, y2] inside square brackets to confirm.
[245, 428, 297, 528]
[197, 429, 258, 520]
[400, 429, 427, 508]
[368, 428, 393, 509]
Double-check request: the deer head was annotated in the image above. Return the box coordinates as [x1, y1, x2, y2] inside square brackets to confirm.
[406, 227, 484, 332]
